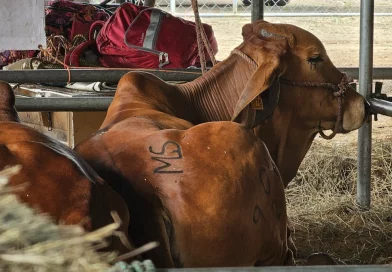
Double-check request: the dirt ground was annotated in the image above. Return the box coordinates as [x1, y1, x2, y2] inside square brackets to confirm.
[197, 16, 392, 143]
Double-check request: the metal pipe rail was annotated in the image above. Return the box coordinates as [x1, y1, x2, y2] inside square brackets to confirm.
[368, 98, 392, 117]
[15, 97, 113, 112]
[156, 266, 392, 272]
[0, 69, 202, 84]
[4, 67, 392, 84]
[14, 96, 392, 116]
[357, 0, 374, 209]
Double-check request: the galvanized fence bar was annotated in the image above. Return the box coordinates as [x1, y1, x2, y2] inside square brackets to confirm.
[262, 12, 392, 17]
[14, 95, 392, 113]
[170, 12, 392, 17]
[232, 0, 238, 14]
[4, 67, 392, 84]
[0, 69, 202, 84]
[357, 0, 374, 210]
[15, 97, 113, 112]
[340, 67, 392, 80]
[368, 98, 392, 117]
[156, 0, 392, 17]
[170, 0, 176, 14]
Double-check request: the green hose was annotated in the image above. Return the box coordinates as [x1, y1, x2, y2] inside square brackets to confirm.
[108, 260, 156, 272]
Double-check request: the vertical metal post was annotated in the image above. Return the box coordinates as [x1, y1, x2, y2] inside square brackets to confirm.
[233, 0, 238, 15]
[251, 0, 264, 22]
[170, 0, 176, 15]
[357, 0, 374, 209]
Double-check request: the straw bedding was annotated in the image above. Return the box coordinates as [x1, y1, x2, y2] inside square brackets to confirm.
[288, 137, 392, 264]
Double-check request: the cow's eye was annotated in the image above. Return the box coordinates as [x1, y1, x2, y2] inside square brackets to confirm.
[308, 55, 323, 63]
[307, 55, 323, 70]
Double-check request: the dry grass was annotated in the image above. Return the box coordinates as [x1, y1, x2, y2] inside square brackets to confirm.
[287, 136, 392, 265]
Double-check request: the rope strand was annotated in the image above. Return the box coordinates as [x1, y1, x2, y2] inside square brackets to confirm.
[191, 0, 217, 73]
[38, 45, 72, 83]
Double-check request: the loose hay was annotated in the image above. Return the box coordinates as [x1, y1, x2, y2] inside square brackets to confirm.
[288, 136, 392, 265]
[0, 165, 118, 272]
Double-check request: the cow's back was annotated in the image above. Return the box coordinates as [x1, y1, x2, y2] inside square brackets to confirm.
[0, 123, 92, 225]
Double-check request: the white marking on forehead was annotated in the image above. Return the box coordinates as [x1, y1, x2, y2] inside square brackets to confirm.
[260, 29, 273, 37]
[260, 29, 285, 39]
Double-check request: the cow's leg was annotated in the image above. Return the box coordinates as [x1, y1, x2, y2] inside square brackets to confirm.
[121, 187, 175, 268]
[130, 212, 175, 268]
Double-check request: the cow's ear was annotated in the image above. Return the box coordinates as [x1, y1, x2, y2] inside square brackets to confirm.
[241, 23, 254, 40]
[231, 35, 287, 129]
[242, 20, 269, 40]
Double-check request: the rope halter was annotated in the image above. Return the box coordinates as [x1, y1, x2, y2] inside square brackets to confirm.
[280, 73, 353, 140]
[231, 49, 353, 140]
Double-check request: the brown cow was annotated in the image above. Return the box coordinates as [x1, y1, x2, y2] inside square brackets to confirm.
[242, 21, 368, 187]
[75, 20, 367, 267]
[0, 81, 132, 257]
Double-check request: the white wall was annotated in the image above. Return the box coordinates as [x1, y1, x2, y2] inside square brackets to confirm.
[0, 0, 46, 51]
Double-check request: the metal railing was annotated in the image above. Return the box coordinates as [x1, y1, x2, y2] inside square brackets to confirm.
[2, 67, 390, 115]
[4, 67, 392, 84]
[357, 0, 373, 209]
